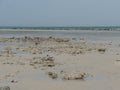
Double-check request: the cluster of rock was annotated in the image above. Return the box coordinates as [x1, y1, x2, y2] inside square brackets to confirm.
[47, 71, 87, 80]
[0, 36, 70, 43]
[29, 55, 55, 68]
[62, 72, 86, 80]
[0, 37, 107, 57]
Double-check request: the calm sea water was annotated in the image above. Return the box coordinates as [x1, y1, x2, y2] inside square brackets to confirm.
[0, 29, 120, 44]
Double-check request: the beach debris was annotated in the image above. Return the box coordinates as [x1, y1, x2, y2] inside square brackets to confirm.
[47, 71, 58, 79]
[98, 48, 106, 52]
[0, 86, 10, 90]
[61, 72, 86, 80]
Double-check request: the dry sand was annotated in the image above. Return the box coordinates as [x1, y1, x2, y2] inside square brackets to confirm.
[0, 36, 120, 90]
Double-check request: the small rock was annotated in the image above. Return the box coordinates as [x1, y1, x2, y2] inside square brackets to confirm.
[98, 48, 106, 52]
[11, 80, 18, 83]
[48, 71, 58, 79]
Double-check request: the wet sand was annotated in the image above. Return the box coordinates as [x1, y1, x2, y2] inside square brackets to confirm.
[0, 36, 120, 90]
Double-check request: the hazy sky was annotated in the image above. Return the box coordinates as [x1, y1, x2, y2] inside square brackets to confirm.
[0, 0, 120, 26]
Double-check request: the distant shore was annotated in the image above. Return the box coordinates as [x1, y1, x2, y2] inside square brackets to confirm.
[0, 26, 120, 31]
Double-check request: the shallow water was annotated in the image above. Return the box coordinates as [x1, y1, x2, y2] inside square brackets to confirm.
[0, 30, 120, 44]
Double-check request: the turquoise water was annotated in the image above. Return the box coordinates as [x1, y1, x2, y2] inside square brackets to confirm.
[0, 30, 120, 44]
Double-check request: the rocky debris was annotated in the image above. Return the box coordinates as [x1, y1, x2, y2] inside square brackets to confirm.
[98, 48, 106, 52]
[0, 86, 10, 90]
[29, 56, 55, 68]
[61, 72, 86, 80]
[47, 71, 58, 79]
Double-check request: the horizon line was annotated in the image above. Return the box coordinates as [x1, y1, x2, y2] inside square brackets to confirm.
[0, 26, 120, 28]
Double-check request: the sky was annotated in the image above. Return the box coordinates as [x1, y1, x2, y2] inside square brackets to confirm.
[0, 0, 120, 27]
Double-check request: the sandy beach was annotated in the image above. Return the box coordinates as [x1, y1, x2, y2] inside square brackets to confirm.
[0, 34, 120, 90]
[1, 0, 120, 89]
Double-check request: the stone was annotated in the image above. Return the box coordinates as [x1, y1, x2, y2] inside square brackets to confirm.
[48, 71, 58, 79]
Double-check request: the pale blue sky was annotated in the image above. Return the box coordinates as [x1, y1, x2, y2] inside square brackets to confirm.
[0, 0, 120, 26]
